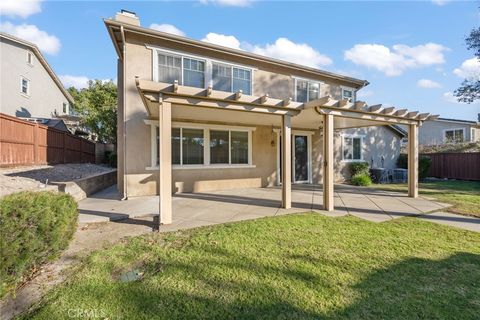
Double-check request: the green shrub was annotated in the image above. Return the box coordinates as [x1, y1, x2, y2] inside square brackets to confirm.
[105, 151, 117, 168]
[351, 173, 372, 186]
[349, 162, 370, 176]
[397, 154, 432, 180]
[0, 191, 78, 298]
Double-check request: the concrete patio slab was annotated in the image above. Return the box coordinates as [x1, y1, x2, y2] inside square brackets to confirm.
[77, 184, 479, 233]
[419, 212, 480, 233]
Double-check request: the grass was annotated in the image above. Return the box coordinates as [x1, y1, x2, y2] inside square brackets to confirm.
[370, 180, 480, 217]
[25, 214, 480, 319]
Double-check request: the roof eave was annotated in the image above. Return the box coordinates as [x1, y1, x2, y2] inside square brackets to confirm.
[103, 18, 369, 88]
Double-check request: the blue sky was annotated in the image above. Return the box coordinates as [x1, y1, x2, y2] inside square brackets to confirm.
[1, 0, 479, 120]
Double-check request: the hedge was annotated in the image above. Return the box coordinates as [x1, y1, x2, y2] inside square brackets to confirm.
[0, 191, 78, 298]
[397, 154, 432, 180]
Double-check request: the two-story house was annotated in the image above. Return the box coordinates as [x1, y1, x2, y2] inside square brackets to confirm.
[105, 10, 434, 224]
[0, 32, 73, 119]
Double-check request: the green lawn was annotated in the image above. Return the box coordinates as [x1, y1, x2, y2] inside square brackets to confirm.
[370, 180, 480, 218]
[25, 214, 480, 319]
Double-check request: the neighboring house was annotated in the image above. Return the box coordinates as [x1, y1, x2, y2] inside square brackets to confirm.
[0, 32, 74, 119]
[105, 11, 432, 223]
[419, 117, 480, 145]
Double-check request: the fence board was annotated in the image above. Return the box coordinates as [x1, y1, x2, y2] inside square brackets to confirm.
[423, 152, 480, 181]
[0, 113, 95, 167]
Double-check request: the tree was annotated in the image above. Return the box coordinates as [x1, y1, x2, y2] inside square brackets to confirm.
[68, 80, 117, 144]
[454, 27, 480, 103]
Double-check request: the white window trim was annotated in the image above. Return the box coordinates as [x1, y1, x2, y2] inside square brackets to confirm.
[341, 86, 356, 102]
[20, 76, 30, 97]
[274, 129, 314, 185]
[212, 61, 253, 95]
[26, 51, 33, 66]
[144, 120, 256, 170]
[147, 45, 255, 94]
[341, 134, 365, 163]
[293, 77, 323, 103]
[443, 128, 466, 143]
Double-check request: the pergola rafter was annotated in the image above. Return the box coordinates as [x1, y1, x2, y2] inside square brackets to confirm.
[135, 78, 435, 224]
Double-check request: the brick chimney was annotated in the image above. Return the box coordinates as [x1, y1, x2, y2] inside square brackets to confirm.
[115, 9, 140, 26]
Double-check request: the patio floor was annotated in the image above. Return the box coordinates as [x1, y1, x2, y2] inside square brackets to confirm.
[78, 184, 458, 231]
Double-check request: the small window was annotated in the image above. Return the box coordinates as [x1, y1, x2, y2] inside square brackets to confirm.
[21, 77, 29, 95]
[444, 129, 464, 143]
[343, 136, 363, 161]
[62, 103, 68, 114]
[232, 67, 251, 95]
[342, 88, 354, 102]
[212, 63, 232, 92]
[183, 58, 205, 88]
[212, 62, 252, 95]
[295, 79, 321, 103]
[158, 53, 182, 84]
[27, 51, 33, 65]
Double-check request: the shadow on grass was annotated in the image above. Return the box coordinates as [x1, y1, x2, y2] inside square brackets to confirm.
[336, 252, 480, 319]
[48, 250, 479, 320]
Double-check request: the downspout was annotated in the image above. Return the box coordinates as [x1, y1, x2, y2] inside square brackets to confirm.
[121, 25, 128, 200]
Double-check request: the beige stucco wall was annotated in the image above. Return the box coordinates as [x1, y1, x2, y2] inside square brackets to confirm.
[419, 120, 477, 145]
[119, 31, 399, 197]
[0, 37, 69, 118]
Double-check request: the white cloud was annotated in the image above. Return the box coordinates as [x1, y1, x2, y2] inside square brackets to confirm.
[417, 79, 442, 89]
[59, 75, 90, 89]
[357, 90, 374, 99]
[149, 23, 185, 37]
[453, 58, 480, 80]
[344, 43, 449, 76]
[201, 33, 332, 68]
[393, 43, 447, 65]
[201, 32, 241, 50]
[199, 0, 254, 7]
[432, 0, 450, 6]
[252, 38, 332, 68]
[0, 22, 60, 55]
[0, 0, 42, 18]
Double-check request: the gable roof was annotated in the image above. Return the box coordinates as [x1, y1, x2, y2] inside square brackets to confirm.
[104, 18, 369, 89]
[437, 117, 479, 126]
[388, 124, 407, 138]
[0, 32, 74, 104]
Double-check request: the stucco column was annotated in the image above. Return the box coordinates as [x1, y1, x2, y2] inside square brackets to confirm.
[408, 123, 419, 198]
[322, 113, 334, 211]
[281, 114, 292, 209]
[158, 101, 172, 225]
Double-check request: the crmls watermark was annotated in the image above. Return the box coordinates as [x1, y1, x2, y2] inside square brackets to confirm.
[67, 308, 106, 318]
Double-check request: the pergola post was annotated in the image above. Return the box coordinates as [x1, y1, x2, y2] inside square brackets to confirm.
[158, 101, 172, 225]
[322, 113, 334, 211]
[408, 123, 419, 198]
[281, 114, 292, 209]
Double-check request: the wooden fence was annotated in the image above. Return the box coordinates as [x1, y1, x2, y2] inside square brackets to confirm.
[0, 113, 95, 167]
[423, 152, 480, 181]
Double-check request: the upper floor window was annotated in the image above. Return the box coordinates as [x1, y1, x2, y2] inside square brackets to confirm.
[26, 51, 33, 65]
[343, 135, 363, 161]
[158, 53, 182, 85]
[20, 77, 29, 95]
[152, 47, 254, 93]
[63, 102, 68, 114]
[212, 62, 252, 95]
[295, 79, 320, 103]
[444, 129, 464, 143]
[342, 88, 354, 102]
[183, 58, 205, 88]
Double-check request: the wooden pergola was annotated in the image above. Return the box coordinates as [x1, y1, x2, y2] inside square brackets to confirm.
[136, 78, 438, 225]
